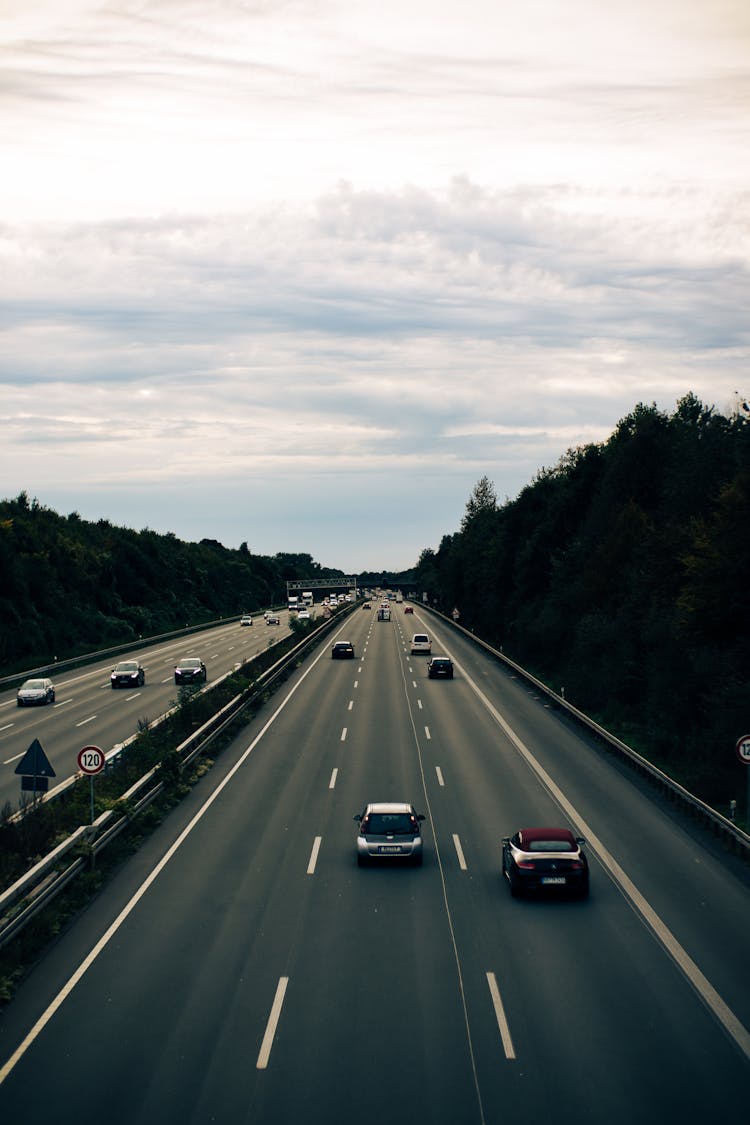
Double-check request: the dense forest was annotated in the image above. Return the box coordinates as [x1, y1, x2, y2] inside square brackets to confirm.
[0, 498, 347, 674]
[0, 496, 415, 677]
[415, 394, 750, 819]
[2, 392, 748, 820]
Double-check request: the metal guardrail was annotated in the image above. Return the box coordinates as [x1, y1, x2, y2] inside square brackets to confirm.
[0, 609, 349, 949]
[421, 604, 750, 862]
[0, 607, 284, 690]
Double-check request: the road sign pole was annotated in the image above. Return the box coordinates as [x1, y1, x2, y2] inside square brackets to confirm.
[735, 735, 750, 826]
[78, 745, 105, 826]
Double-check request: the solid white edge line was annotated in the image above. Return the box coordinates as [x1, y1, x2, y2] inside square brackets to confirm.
[307, 835, 322, 875]
[452, 833, 468, 870]
[256, 976, 289, 1070]
[486, 972, 516, 1059]
[0, 637, 336, 1087]
[461, 665, 750, 1064]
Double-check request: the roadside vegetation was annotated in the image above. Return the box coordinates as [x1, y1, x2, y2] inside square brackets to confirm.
[2, 392, 747, 838]
[0, 498, 346, 677]
[414, 394, 750, 826]
[0, 623, 313, 1003]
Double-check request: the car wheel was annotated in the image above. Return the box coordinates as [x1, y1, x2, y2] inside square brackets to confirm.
[412, 852, 423, 867]
[357, 855, 366, 867]
[508, 868, 521, 897]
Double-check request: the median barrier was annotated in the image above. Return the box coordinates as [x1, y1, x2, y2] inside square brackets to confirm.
[0, 606, 353, 950]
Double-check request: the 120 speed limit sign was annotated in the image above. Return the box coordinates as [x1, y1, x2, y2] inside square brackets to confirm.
[78, 745, 105, 774]
[736, 735, 750, 765]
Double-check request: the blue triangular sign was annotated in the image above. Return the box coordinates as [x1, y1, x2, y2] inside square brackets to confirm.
[14, 738, 56, 778]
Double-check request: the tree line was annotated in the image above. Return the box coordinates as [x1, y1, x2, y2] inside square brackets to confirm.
[0, 495, 347, 676]
[414, 394, 750, 819]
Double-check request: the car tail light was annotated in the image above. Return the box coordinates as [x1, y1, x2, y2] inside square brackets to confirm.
[516, 860, 536, 870]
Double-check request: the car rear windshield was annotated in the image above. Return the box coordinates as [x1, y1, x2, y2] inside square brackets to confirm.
[116, 662, 138, 671]
[527, 839, 575, 852]
[363, 813, 417, 835]
[23, 680, 45, 689]
[414, 635, 429, 642]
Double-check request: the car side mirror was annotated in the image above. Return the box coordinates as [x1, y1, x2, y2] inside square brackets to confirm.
[353, 814, 361, 823]
[501, 837, 510, 846]
[576, 837, 586, 847]
[417, 814, 425, 822]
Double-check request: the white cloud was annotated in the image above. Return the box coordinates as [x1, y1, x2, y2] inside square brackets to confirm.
[1, 0, 749, 569]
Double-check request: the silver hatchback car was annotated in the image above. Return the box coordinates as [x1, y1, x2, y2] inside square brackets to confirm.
[354, 802, 425, 866]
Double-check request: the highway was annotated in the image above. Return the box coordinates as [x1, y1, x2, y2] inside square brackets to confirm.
[0, 602, 748, 1123]
[0, 613, 293, 811]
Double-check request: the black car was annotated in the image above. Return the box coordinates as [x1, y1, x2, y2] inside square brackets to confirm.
[502, 827, 589, 897]
[110, 660, 145, 689]
[332, 641, 355, 659]
[428, 656, 453, 679]
[174, 657, 207, 685]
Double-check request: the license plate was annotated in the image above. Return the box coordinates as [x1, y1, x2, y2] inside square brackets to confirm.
[379, 846, 403, 854]
[541, 876, 566, 885]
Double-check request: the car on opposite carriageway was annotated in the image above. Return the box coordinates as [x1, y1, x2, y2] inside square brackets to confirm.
[110, 660, 145, 689]
[17, 678, 56, 706]
[174, 657, 207, 686]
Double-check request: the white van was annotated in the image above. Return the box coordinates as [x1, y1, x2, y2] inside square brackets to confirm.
[410, 633, 431, 655]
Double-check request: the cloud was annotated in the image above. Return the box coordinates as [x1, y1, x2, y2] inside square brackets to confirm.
[1, 1, 749, 569]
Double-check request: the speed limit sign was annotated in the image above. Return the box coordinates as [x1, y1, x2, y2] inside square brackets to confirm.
[78, 745, 105, 774]
[736, 735, 750, 765]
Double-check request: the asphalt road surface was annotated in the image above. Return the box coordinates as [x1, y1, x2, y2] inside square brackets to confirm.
[0, 613, 292, 811]
[0, 604, 748, 1124]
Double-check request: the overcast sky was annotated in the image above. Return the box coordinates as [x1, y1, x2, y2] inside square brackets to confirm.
[2, 1, 748, 572]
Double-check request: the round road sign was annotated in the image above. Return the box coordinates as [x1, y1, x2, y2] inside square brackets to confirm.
[736, 734, 750, 766]
[78, 745, 105, 774]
